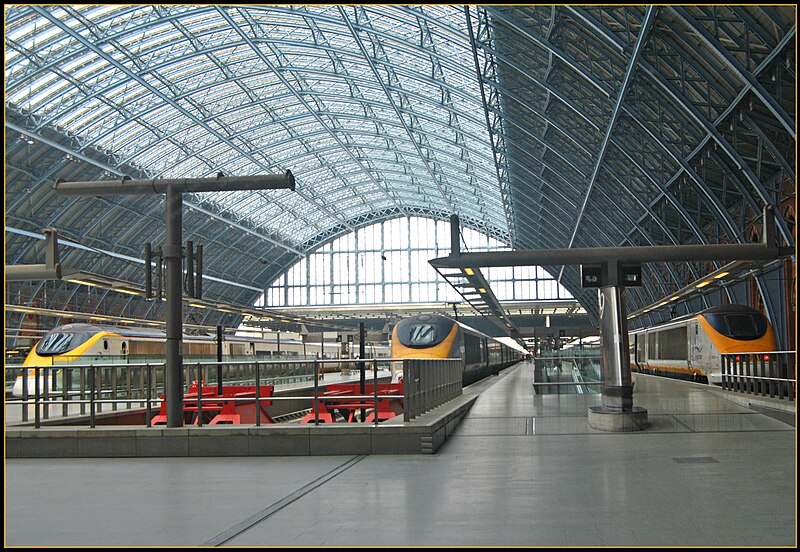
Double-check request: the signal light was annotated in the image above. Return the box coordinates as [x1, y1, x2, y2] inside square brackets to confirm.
[734, 355, 740, 361]
[763, 354, 770, 361]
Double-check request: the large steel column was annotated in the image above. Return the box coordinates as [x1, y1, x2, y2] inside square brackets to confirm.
[598, 285, 633, 411]
[164, 184, 184, 427]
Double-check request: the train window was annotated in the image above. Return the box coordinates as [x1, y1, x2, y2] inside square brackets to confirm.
[463, 333, 482, 364]
[36, 332, 94, 356]
[648, 326, 687, 360]
[725, 314, 766, 339]
[704, 311, 767, 340]
[103, 340, 108, 350]
[408, 324, 436, 345]
[654, 327, 687, 360]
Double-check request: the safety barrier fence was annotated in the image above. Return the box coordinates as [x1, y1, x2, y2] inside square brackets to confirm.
[720, 351, 795, 402]
[532, 351, 602, 394]
[5, 357, 460, 428]
[403, 358, 464, 421]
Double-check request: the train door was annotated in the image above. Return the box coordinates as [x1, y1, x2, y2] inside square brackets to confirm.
[688, 321, 700, 373]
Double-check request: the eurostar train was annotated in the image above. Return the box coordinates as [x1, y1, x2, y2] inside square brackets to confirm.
[390, 313, 523, 386]
[12, 322, 389, 397]
[630, 304, 777, 384]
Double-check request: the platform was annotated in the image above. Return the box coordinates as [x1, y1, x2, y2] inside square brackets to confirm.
[4, 360, 796, 546]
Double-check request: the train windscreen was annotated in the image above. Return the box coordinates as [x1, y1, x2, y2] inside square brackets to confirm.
[35, 331, 95, 356]
[395, 314, 453, 348]
[408, 324, 437, 345]
[704, 311, 768, 340]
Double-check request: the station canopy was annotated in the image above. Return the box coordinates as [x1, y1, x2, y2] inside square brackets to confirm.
[5, 5, 796, 329]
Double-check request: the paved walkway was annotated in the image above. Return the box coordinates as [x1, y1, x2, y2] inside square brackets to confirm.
[4, 361, 796, 546]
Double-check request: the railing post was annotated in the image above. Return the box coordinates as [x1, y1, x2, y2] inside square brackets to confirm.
[404, 360, 413, 422]
[768, 356, 776, 398]
[34, 366, 41, 429]
[62, 368, 69, 418]
[255, 361, 261, 427]
[89, 365, 96, 428]
[196, 362, 203, 427]
[80, 366, 86, 416]
[734, 356, 742, 392]
[20, 368, 29, 422]
[42, 366, 50, 420]
[313, 360, 320, 426]
[111, 364, 118, 411]
[146, 363, 152, 428]
[373, 359, 379, 426]
[721, 355, 728, 391]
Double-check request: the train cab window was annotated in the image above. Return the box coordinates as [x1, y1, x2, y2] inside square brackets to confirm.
[408, 324, 437, 345]
[705, 311, 767, 340]
[36, 332, 93, 356]
[725, 314, 766, 339]
[103, 340, 108, 350]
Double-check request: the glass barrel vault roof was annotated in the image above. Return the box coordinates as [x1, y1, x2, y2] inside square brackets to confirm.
[6, 5, 509, 247]
[4, 5, 796, 328]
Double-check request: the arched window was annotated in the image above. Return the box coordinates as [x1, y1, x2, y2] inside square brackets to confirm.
[257, 216, 573, 307]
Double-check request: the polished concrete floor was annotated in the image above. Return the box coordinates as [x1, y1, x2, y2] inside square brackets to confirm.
[5, 361, 796, 547]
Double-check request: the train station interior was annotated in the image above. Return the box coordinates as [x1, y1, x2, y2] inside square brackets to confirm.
[4, 5, 796, 547]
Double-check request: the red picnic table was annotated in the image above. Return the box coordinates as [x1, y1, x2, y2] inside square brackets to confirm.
[300, 382, 403, 424]
[150, 383, 274, 425]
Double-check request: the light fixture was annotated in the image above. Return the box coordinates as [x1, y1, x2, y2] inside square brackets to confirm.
[68, 279, 100, 287]
[695, 280, 712, 288]
[478, 288, 486, 293]
[464, 268, 475, 275]
[113, 287, 140, 296]
[713, 272, 729, 279]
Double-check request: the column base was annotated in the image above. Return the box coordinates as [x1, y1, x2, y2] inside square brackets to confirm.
[587, 405, 648, 432]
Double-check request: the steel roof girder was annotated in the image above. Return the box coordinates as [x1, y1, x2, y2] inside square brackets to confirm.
[488, 7, 613, 101]
[567, 6, 657, 250]
[670, 6, 794, 140]
[741, 113, 795, 184]
[30, 8, 272, 178]
[216, 7, 412, 213]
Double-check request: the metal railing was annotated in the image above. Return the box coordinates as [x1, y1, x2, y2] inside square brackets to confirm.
[6, 357, 461, 428]
[721, 351, 795, 401]
[403, 358, 464, 421]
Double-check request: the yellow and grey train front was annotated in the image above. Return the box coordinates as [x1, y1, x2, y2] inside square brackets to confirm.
[695, 304, 777, 384]
[632, 304, 777, 385]
[12, 324, 119, 397]
[390, 314, 462, 383]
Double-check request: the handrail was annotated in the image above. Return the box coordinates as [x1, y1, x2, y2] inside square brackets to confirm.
[720, 351, 795, 402]
[6, 357, 448, 428]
